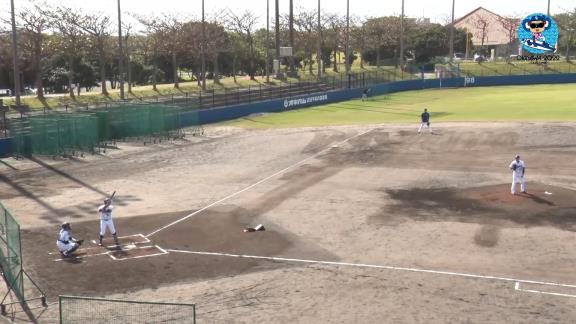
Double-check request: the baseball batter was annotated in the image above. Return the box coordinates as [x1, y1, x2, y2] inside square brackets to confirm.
[509, 154, 526, 195]
[56, 222, 83, 257]
[98, 198, 119, 246]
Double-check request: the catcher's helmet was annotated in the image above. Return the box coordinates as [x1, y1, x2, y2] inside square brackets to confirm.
[61, 222, 71, 230]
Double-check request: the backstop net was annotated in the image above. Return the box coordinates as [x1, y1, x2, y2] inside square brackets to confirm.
[8, 103, 195, 157]
[58, 295, 196, 324]
[0, 201, 23, 301]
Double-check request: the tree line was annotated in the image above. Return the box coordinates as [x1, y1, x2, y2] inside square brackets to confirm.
[1, 4, 574, 99]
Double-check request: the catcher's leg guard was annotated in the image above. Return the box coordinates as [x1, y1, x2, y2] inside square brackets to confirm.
[68, 243, 79, 254]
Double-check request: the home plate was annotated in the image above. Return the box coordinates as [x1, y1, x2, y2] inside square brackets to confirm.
[545, 191, 553, 195]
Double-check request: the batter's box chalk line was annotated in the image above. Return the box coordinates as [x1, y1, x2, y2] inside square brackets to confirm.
[52, 234, 156, 262]
[108, 245, 169, 261]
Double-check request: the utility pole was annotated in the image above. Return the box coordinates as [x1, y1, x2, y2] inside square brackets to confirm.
[399, 0, 405, 70]
[10, 0, 21, 107]
[449, 0, 455, 61]
[266, 0, 270, 83]
[317, 0, 321, 79]
[117, 0, 125, 100]
[289, 0, 295, 72]
[275, 0, 280, 61]
[201, 0, 206, 90]
[345, 0, 350, 74]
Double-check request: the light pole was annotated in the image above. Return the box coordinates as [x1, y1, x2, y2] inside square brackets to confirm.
[10, 0, 21, 107]
[317, 0, 321, 79]
[117, 0, 125, 100]
[547, 0, 551, 15]
[201, 0, 206, 90]
[345, 0, 350, 74]
[266, 0, 270, 83]
[449, 0, 455, 61]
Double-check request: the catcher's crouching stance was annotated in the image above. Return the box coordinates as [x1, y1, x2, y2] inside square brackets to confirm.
[56, 222, 84, 257]
[98, 198, 119, 246]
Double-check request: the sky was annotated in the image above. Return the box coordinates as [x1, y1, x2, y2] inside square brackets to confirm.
[2, 0, 575, 29]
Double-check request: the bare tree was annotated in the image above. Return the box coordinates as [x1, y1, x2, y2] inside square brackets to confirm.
[134, 15, 164, 91]
[16, 3, 51, 99]
[473, 15, 489, 48]
[556, 8, 576, 61]
[364, 17, 399, 67]
[75, 12, 112, 95]
[156, 14, 184, 88]
[350, 16, 367, 69]
[294, 7, 318, 74]
[205, 21, 226, 84]
[48, 6, 86, 98]
[324, 13, 344, 72]
[498, 16, 520, 59]
[226, 10, 259, 80]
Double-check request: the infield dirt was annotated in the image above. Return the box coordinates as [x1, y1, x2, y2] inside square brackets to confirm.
[1, 122, 576, 323]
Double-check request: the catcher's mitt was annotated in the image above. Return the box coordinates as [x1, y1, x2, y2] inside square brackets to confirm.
[511, 164, 517, 171]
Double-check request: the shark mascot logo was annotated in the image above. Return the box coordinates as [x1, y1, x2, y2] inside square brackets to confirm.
[518, 13, 559, 54]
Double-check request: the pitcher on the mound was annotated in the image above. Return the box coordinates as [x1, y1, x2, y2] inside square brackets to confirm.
[509, 154, 527, 195]
[98, 198, 119, 246]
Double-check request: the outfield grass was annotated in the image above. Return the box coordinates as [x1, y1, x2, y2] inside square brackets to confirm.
[222, 83, 576, 128]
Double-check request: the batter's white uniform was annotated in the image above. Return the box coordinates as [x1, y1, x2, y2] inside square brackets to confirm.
[56, 229, 77, 254]
[509, 159, 526, 194]
[98, 204, 117, 236]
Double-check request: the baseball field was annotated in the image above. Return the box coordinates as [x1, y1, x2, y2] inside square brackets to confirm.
[1, 83, 576, 322]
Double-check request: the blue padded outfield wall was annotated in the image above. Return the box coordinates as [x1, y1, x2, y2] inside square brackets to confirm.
[1, 72, 576, 156]
[193, 72, 576, 127]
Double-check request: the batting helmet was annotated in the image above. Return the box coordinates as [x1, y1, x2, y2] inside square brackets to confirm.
[61, 222, 71, 230]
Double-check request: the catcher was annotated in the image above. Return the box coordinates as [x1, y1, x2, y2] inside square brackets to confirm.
[56, 222, 83, 257]
[509, 154, 527, 195]
[418, 108, 432, 134]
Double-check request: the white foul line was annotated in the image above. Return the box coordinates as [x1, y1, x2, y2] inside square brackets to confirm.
[515, 282, 576, 298]
[146, 129, 375, 237]
[165, 249, 576, 290]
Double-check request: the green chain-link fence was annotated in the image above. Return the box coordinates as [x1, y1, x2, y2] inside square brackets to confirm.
[59, 295, 196, 324]
[0, 202, 23, 301]
[9, 103, 194, 157]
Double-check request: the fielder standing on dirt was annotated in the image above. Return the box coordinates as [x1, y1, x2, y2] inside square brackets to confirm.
[98, 197, 119, 246]
[509, 154, 527, 195]
[418, 108, 432, 134]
